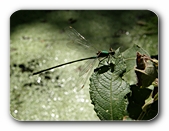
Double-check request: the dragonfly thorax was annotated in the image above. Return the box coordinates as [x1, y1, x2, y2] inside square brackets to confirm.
[97, 49, 115, 58]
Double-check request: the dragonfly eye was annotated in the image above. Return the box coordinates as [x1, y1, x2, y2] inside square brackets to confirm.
[109, 48, 115, 55]
[109, 48, 114, 52]
[96, 51, 101, 55]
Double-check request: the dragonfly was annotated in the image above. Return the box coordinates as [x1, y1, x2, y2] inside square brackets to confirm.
[33, 26, 115, 88]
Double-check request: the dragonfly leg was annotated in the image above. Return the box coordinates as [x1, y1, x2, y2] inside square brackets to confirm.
[98, 53, 114, 66]
[98, 56, 109, 65]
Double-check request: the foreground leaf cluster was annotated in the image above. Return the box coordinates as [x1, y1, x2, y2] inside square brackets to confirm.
[89, 44, 158, 120]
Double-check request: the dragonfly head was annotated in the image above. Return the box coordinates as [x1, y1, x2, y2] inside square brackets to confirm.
[109, 48, 115, 55]
[96, 51, 101, 56]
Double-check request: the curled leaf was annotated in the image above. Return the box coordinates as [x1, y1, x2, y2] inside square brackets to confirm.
[135, 52, 158, 88]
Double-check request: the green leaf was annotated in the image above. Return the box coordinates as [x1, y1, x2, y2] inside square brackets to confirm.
[89, 48, 130, 120]
[142, 84, 158, 113]
[142, 92, 154, 112]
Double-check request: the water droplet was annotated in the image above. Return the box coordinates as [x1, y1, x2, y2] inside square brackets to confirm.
[50, 69, 54, 72]
[62, 79, 65, 82]
[43, 60, 46, 63]
[55, 57, 58, 61]
[51, 113, 55, 117]
[53, 97, 57, 101]
[64, 92, 68, 95]
[57, 97, 61, 101]
[55, 115, 59, 118]
[64, 59, 68, 62]
[37, 77, 41, 83]
[14, 110, 18, 114]
[85, 99, 89, 103]
[126, 31, 129, 35]
[80, 107, 84, 111]
[14, 86, 18, 89]
[42, 105, 46, 108]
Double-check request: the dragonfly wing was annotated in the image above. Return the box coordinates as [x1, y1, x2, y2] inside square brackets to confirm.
[79, 58, 97, 76]
[65, 26, 97, 52]
[75, 59, 97, 91]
